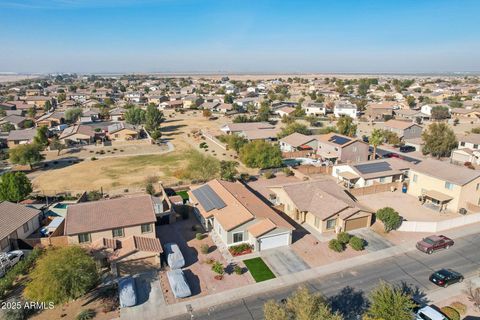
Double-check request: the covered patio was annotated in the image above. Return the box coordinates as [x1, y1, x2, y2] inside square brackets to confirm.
[420, 190, 453, 212]
[337, 171, 360, 189]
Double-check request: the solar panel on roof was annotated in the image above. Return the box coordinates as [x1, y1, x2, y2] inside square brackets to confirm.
[354, 162, 392, 174]
[329, 135, 351, 145]
[191, 185, 226, 212]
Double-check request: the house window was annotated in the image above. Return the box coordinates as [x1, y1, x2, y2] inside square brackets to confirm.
[141, 224, 152, 234]
[314, 216, 321, 228]
[445, 182, 454, 190]
[78, 233, 91, 243]
[112, 228, 124, 238]
[460, 142, 465, 147]
[412, 174, 418, 183]
[23, 222, 29, 233]
[233, 232, 243, 243]
[0, 237, 9, 250]
[326, 218, 337, 230]
[352, 146, 357, 152]
[379, 177, 386, 183]
[475, 144, 479, 149]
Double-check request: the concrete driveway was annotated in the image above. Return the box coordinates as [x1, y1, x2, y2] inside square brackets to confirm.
[262, 247, 310, 276]
[350, 228, 393, 252]
[120, 271, 165, 320]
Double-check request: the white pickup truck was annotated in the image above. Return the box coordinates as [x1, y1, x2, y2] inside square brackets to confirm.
[0, 250, 24, 277]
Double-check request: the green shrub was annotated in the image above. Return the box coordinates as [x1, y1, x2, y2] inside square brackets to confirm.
[91, 157, 97, 161]
[337, 232, 351, 244]
[211, 261, 224, 275]
[440, 306, 460, 320]
[328, 239, 345, 252]
[191, 224, 203, 232]
[228, 243, 253, 255]
[234, 265, 243, 275]
[450, 301, 467, 315]
[283, 167, 294, 176]
[200, 244, 209, 254]
[376, 207, 402, 232]
[349, 236, 366, 251]
[195, 233, 205, 240]
[264, 171, 275, 179]
[76, 309, 96, 320]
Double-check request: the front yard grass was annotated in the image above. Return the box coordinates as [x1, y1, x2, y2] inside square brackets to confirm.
[243, 257, 276, 282]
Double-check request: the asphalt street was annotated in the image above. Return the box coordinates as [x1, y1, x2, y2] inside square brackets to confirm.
[172, 232, 480, 320]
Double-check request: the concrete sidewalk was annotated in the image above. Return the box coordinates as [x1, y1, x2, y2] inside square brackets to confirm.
[154, 222, 480, 319]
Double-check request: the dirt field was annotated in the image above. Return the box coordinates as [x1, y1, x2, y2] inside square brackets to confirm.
[31, 110, 257, 195]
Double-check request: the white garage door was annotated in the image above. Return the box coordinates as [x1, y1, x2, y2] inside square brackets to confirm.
[258, 232, 290, 251]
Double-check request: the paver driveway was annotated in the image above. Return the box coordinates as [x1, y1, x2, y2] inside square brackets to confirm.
[262, 247, 310, 276]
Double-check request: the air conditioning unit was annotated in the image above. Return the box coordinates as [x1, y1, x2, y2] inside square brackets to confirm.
[459, 208, 467, 215]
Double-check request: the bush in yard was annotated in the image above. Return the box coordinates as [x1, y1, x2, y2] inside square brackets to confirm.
[200, 244, 209, 254]
[76, 309, 96, 320]
[440, 306, 460, 320]
[4, 301, 36, 320]
[328, 239, 345, 252]
[449, 301, 467, 315]
[336, 232, 351, 244]
[376, 207, 402, 232]
[228, 243, 253, 256]
[349, 236, 366, 251]
[283, 167, 294, 176]
[264, 171, 275, 179]
[234, 265, 243, 275]
[211, 261, 224, 276]
[195, 233, 205, 240]
[25, 246, 98, 304]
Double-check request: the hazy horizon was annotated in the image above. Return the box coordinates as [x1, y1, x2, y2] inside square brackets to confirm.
[1, 0, 479, 74]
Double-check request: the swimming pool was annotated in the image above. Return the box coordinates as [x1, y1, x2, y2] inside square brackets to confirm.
[53, 203, 69, 209]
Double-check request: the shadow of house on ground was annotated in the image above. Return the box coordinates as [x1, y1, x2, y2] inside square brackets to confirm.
[182, 269, 201, 296]
[134, 272, 157, 306]
[328, 286, 369, 320]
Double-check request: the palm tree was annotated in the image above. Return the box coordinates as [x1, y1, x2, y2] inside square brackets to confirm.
[370, 129, 384, 160]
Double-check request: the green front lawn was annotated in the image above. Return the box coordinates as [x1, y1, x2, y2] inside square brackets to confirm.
[176, 190, 189, 201]
[243, 257, 276, 282]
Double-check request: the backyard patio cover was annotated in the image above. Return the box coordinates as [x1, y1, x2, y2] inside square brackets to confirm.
[423, 190, 453, 203]
[338, 171, 360, 180]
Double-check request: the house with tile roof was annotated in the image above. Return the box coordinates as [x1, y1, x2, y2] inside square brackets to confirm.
[383, 119, 423, 139]
[188, 179, 294, 251]
[0, 202, 41, 252]
[269, 180, 372, 233]
[451, 133, 480, 165]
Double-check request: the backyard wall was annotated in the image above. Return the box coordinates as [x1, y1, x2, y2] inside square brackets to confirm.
[349, 182, 401, 197]
[398, 212, 480, 232]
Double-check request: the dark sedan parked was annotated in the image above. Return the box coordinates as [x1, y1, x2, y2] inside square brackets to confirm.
[429, 269, 464, 287]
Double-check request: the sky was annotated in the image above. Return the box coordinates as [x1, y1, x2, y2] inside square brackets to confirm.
[0, 0, 479, 74]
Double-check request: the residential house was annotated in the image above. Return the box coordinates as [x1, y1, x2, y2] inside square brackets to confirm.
[220, 122, 274, 135]
[64, 195, 162, 268]
[407, 159, 480, 213]
[200, 102, 221, 111]
[0, 115, 27, 129]
[303, 102, 326, 117]
[147, 95, 168, 105]
[183, 95, 204, 109]
[36, 111, 65, 127]
[107, 122, 139, 141]
[316, 133, 369, 164]
[189, 179, 294, 251]
[332, 158, 410, 189]
[159, 100, 184, 110]
[420, 104, 449, 117]
[395, 109, 429, 122]
[59, 124, 96, 145]
[0, 202, 41, 252]
[270, 180, 372, 234]
[365, 101, 402, 120]
[450, 108, 480, 122]
[217, 103, 233, 113]
[279, 132, 318, 153]
[275, 106, 296, 118]
[334, 102, 358, 119]
[124, 92, 144, 103]
[109, 107, 126, 121]
[383, 119, 422, 140]
[7, 128, 36, 148]
[25, 96, 52, 109]
[451, 133, 480, 165]
[234, 97, 260, 109]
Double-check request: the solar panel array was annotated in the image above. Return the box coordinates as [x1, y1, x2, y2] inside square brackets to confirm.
[191, 185, 226, 212]
[354, 162, 392, 174]
[329, 135, 351, 145]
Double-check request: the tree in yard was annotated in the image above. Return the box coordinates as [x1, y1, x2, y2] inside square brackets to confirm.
[43, 100, 52, 112]
[145, 104, 164, 132]
[1, 123, 15, 132]
[376, 207, 402, 232]
[145, 182, 155, 195]
[181, 151, 220, 182]
[202, 109, 212, 118]
[23, 119, 35, 128]
[220, 160, 238, 181]
[27, 107, 37, 118]
[365, 281, 417, 320]
[220, 134, 248, 153]
[24, 246, 98, 304]
[406, 95, 416, 108]
[57, 92, 66, 102]
[257, 102, 271, 122]
[336, 116, 357, 137]
[65, 107, 83, 123]
[369, 129, 384, 160]
[278, 121, 312, 139]
[50, 137, 66, 156]
[9, 144, 44, 169]
[422, 122, 457, 158]
[125, 107, 146, 125]
[430, 105, 450, 120]
[0, 172, 33, 202]
[264, 286, 342, 320]
[382, 130, 401, 146]
[224, 94, 234, 104]
[239, 141, 283, 169]
[33, 126, 49, 148]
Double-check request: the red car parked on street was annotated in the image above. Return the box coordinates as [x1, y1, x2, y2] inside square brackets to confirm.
[416, 235, 454, 254]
